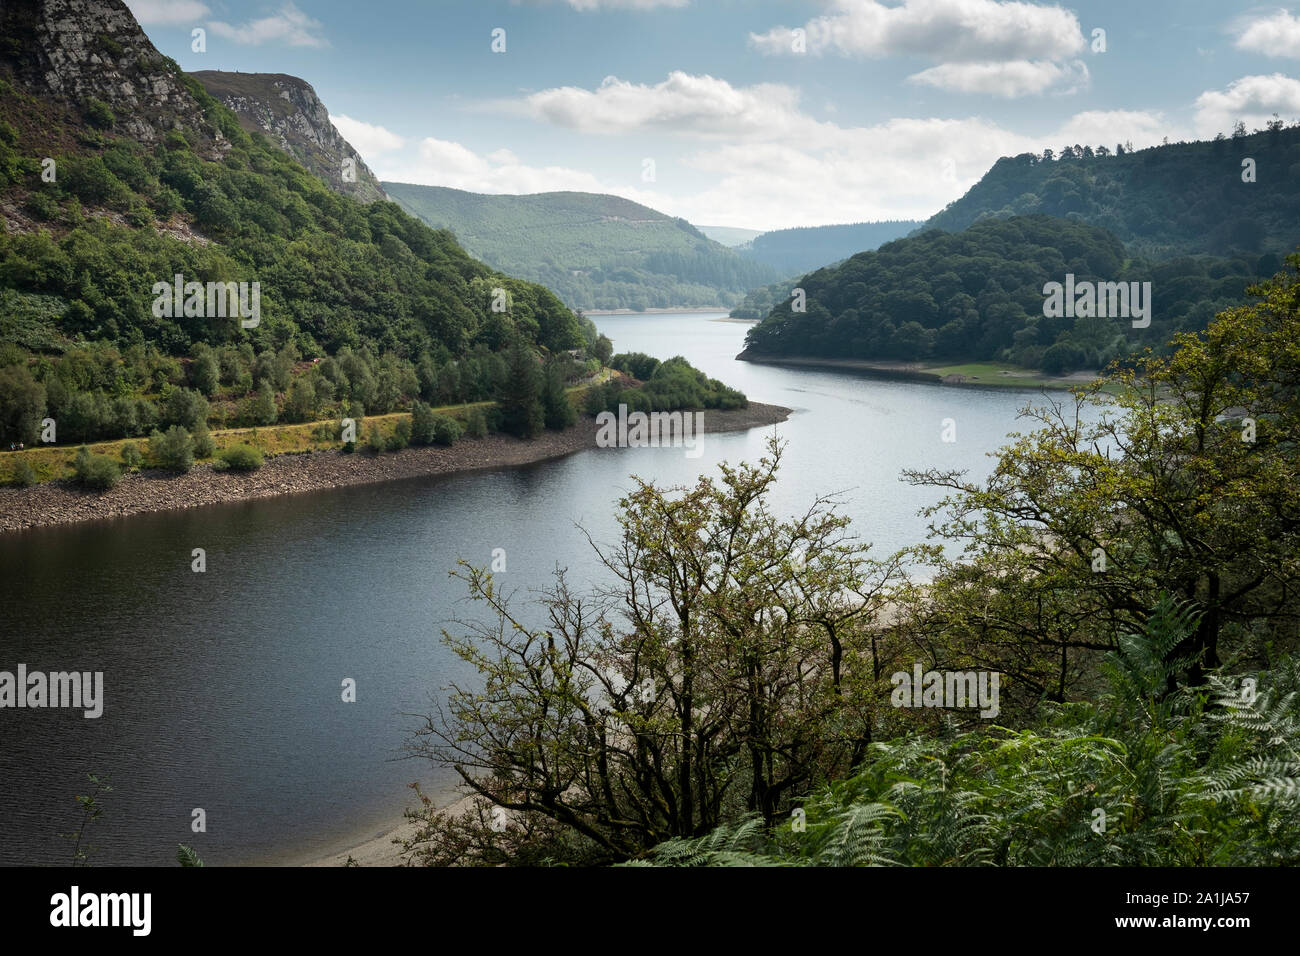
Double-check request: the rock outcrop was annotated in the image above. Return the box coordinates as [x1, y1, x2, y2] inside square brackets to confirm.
[193, 70, 387, 203]
[0, 0, 226, 154]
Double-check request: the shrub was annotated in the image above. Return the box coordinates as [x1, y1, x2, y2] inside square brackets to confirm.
[432, 414, 463, 447]
[71, 445, 121, 490]
[12, 459, 36, 487]
[149, 425, 194, 472]
[217, 443, 263, 471]
[120, 441, 143, 470]
[363, 422, 384, 455]
[410, 401, 437, 445]
[465, 406, 488, 439]
[192, 422, 215, 459]
[84, 98, 115, 130]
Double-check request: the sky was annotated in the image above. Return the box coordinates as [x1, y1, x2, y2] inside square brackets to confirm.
[123, 0, 1299, 231]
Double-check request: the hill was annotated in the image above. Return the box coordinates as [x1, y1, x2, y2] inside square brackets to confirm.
[735, 220, 922, 276]
[0, 0, 588, 452]
[382, 183, 780, 311]
[922, 125, 1300, 258]
[191, 70, 386, 204]
[740, 215, 1273, 373]
[697, 225, 762, 247]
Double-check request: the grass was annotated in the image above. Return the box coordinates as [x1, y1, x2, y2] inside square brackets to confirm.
[924, 361, 1088, 388]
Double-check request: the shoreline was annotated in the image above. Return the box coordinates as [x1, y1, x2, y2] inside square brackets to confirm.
[583, 307, 729, 315]
[735, 351, 1097, 390]
[0, 403, 791, 535]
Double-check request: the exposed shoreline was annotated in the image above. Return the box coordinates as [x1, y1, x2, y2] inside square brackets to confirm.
[583, 307, 729, 315]
[735, 351, 1096, 390]
[0, 403, 791, 535]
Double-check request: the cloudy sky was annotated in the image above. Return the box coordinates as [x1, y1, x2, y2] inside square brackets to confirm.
[127, 0, 1297, 230]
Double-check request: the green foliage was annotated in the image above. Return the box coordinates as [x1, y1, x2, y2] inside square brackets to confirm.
[384, 183, 780, 311]
[431, 413, 462, 446]
[498, 336, 544, 439]
[176, 844, 205, 867]
[464, 406, 488, 438]
[217, 443, 263, 471]
[743, 215, 1265, 369]
[587, 356, 746, 414]
[83, 98, 115, 130]
[631, 602, 1300, 867]
[737, 219, 923, 278]
[119, 441, 142, 470]
[926, 126, 1300, 258]
[71, 445, 121, 490]
[149, 425, 194, 472]
[541, 360, 577, 430]
[12, 458, 35, 486]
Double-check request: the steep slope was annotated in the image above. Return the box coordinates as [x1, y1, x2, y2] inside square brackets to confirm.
[383, 183, 780, 311]
[192, 70, 385, 204]
[0, 0, 586, 451]
[922, 126, 1300, 258]
[0, 0, 226, 155]
[740, 216, 1269, 373]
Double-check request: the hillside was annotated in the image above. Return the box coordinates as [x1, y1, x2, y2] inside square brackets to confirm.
[923, 125, 1300, 258]
[740, 215, 1272, 373]
[698, 225, 762, 247]
[192, 71, 386, 204]
[0, 0, 588, 452]
[382, 183, 780, 311]
[735, 219, 922, 276]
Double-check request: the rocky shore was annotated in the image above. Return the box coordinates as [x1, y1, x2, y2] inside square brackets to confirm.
[0, 403, 791, 535]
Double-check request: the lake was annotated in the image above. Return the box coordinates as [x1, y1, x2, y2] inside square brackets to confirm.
[0, 312, 1070, 865]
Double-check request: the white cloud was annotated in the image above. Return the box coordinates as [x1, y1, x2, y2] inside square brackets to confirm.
[125, 0, 211, 25]
[1234, 10, 1300, 59]
[208, 2, 328, 48]
[379, 137, 666, 203]
[908, 58, 1088, 97]
[330, 114, 406, 158]
[516, 71, 806, 138]
[484, 71, 1184, 228]
[1193, 73, 1300, 136]
[750, 0, 1084, 62]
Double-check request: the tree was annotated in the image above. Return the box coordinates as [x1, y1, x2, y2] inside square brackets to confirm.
[149, 425, 194, 472]
[251, 380, 277, 426]
[541, 360, 576, 430]
[403, 438, 914, 865]
[498, 336, 544, 439]
[0, 364, 46, 444]
[902, 255, 1300, 696]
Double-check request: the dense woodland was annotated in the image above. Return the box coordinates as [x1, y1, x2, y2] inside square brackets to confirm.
[0, 62, 613, 459]
[383, 183, 780, 311]
[924, 123, 1300, 258]
[742, 215, 1271, 371]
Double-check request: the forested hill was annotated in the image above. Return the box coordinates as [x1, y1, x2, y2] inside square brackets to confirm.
[741, 215, 1272, 374]
[922, 124, 1300, 258]
[383, 183, 781, 311]
[735, 220, 922, 276]
[0, 0, 588, 450]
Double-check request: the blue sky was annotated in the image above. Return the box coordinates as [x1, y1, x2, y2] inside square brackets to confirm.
[125, 0, 1297, 230]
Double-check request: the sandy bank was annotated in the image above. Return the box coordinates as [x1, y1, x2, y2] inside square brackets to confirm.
[0, 403, 791, 535]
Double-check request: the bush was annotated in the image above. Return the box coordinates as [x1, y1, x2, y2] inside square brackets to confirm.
[363, 422, 384, 455]
[410, 401, 437, 445]
[84, 98, 115, 130]
[149, 425, 194, 472]
[217, 443, 263, 471]
[465, 406, 488, 438]
[432, 414, 463, 446]
[12, 459, 36, 487]
[71, 445, 121, 490]
[120, 441, 142, 470]
[192, 422, 215, 459]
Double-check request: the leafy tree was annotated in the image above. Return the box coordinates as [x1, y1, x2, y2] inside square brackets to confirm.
[149, 425, 194, 472]
[498, 336, 544, 439]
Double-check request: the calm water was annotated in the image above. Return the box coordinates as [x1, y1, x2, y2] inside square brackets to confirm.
[0, 312, 1069, 865]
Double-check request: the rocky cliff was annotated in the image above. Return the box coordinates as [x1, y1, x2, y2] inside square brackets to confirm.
[193, 71, 386, 203]
[0, 0, 226, 155]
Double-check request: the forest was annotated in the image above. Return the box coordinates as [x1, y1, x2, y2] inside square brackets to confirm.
[740, 215, 1272, 372]
[383, 183, 780, 311]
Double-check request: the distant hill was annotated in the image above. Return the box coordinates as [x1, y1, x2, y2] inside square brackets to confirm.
[922, 126, 1300, 258]
[382, 184, 780, 311]
[735, 220, 923, 276]
[192, 70, 386, 204]
[740, 215, 1272, 373]
[698, 225, 762, 247]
